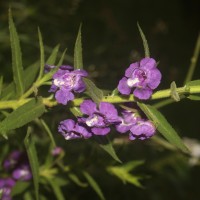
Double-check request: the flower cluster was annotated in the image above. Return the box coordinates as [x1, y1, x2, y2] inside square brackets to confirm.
[47, 65, 88, 105]
[118, 58, 161, 100]
[58, 100, 156, 140]
[0, 150, 32, 200]
[117, 108, 156, 140]
[49, 57, 161, 142]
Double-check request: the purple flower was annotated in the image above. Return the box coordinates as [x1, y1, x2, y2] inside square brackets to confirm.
[116, 110, 140, 133]
[49, 65, 88, 105]
[51, 147, 63, 156]
[118, 58, 161, 100]
[3, 151, 23, 171]
[0, 178, 15, 200]
[58, 119, 92, 140]
[12, 165, 32, 181]
[129, 120, 156, 140]
[78, 100, 120, 135]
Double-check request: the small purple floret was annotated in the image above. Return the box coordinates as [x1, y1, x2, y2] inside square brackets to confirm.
[12, 165, 32, 181]
[0, 178, 16, 200]
[58, 119, 92, 140]
[79, 100, 120, 135]
[49, 65, 88, 105]
[118, 58, 161, 100]
[51, 147, 63, 156]
[129, 120, 156, 140]
[116, 110, 139, 133]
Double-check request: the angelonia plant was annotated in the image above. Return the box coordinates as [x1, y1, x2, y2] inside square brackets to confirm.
[0, 10, 200, 200]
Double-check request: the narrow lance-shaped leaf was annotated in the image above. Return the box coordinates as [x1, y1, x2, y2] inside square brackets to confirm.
[137, 102, 189, 153]
[46, 44, 60, 65]
[46, 178, 65, 200]
[74, 25, 83, 69]
[84, 78, 103, 104]
[107, 161, 144, 188]
[57, 48, 67, 66]
[94, 135, 122, 163]
[83, 171, 106, 200]
[24, 127, 39, 200]
[9, 9, 24, 96]
[1, 61, 40, 100]
[137, 23, 150, 58]
[41, 48, 67, 83]
[37, 28, 45, 80]
[0, 76, 3, 96]
[0, 98, 45, 135]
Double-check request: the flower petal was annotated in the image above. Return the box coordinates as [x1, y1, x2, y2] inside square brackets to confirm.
[147, 69, 162, 89]
[117, 77, 131, 95]
[140, 58, 156, 70]
[91, 127, 110, 135]
[80, 100, 97, 115]
[55, 89, 74, 105]
[73, 69, 88, 77]
[75, 124, 92, 138]
[130, 120, 155, 140]
[125, 62, 139, 77]
[99, 102, 118, 119]
[133, 88, 153, 100]
[58, 119, 75, 133]
[73, 79, 86, 93]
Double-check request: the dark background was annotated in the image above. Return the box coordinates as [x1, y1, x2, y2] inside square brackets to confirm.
[0, 0, 200, 199]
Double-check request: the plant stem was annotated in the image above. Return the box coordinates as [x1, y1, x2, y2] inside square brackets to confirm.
[1, 85, 200, 110]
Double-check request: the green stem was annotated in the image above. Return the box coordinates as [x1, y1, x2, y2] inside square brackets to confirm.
[1, 85, 200, 110]
[184, 34, 200, 84]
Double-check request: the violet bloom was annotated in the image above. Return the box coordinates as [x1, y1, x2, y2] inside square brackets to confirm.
[79, 100, 120, 135]
[0, 178, 15, 200]
[3, 151, 23, 171]
[12, 165, 32, 181]
[58, 119, 92, 140]
[51, 147, 63, 156]
[116, 110, 140, 133]
[49, 65, 88, 105]
[129, 120, 156, 140]
[118, 58, 161, 100]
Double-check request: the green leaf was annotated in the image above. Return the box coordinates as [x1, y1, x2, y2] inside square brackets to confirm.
[11, 181, 30, 197]
[137, 103, 189, 153]
[74, 25, 83, 69]
[47, 178, 65, 200]
[0, 76, 3, 96]
[170, 81, 180, 102]
[40, 48, 67, 84]
[84, 78, 103, 104]
[83, 171, 105, 200]
[40, 119, 56, 147]
[137, 23, 150, 57]
[0, 98, 45, 134]
[94, 136, 122, 163]
[1, 61, 40, 100]
[111, 88, 119, 96]
[68, 173, 88, 187]
[69, 106, 83, 117]
[187, 94, 200, 100]
[57, 48, 67, 66]
[24, 127, 39, 200]
[37, 28, 45, 80]
[46, 44, 60, 65]
[186, 80, 200, 87]
[9, 9, 24, 96]
[107, 161, 144, 188]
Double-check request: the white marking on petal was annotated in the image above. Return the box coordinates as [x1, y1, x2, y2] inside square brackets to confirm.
[86, 115, 98, 127]
[127, 78, 139, 87]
